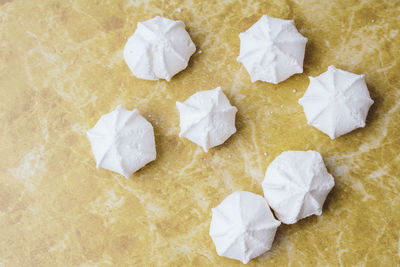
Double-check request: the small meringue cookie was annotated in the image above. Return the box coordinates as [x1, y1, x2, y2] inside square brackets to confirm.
[87, 105, 156, 178]
[124, 16, 196, 81]
[237, 15, 308, 84]
[298, 66, 374, 139]
[262, 150, 335, 224]
[210, 191, 281, 264]
[176, 87, 237, 152]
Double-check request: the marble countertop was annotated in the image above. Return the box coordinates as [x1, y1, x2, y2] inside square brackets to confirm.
[1, 0, 399, 266]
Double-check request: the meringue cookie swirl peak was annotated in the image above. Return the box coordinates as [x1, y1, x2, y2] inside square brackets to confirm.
[123, 16, 196, 81]
[298, 66, 374, 139]
[176, 87, 237, 152]
[87, 105, 156, 178]
[237, 15, 308, 84]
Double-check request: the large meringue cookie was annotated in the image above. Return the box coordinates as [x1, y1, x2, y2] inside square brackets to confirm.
[176, 87, 237, 152]
[298, 66, 374, 139]
[237, 15, 308, 84]
[209, 191, 281, 264]
[124, 16, 196, 81]
[87, 105, 156, 178]
[262, 151, 334, 224]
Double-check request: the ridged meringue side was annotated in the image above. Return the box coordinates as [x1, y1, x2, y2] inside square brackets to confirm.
[298, 65, 374, 139]
[176, 87, 237, 152]
[262, 151, 335, 224]
[209, 191, 281, 264]
[237, 15, 308, 84]
[87, 105, 156, 178]
[124, 16, 196, 81]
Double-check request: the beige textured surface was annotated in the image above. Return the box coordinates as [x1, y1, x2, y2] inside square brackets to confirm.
[1, 0, 400, 266]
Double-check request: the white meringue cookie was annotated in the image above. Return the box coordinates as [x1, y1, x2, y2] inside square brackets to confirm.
[209, 191, 281, 264]
[87, 105, 156, 178]
[298, 66, 374, 139]
[262, 151, 334, 224]
[237, 15, 308, 84]
[176, 87, 237, 152]
[123, 16, 196, 81]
